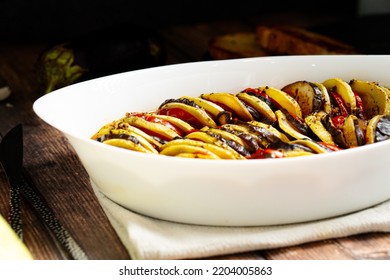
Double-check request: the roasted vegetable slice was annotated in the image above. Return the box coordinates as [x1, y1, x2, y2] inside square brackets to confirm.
[349, 79, 390, 119]
[281, 80, 323, 117]
[185, 130, 246, 159]
[123, 115, 181, 141]
[290, 139, 332, 154]
[276, 110, 311, 140]
[179, 96, 225, 119]
[342, 115, 366, 147]
[200, 92, 254, 121]
[257, 86, 303, 119]
[323, 78, 356, 115]
[312, 82, 332, 114]
[304, 111, 335, 145]
[236, 92, 277, 124]
[159, 139, 241, 159]
[157, 101, 217, 128]
[366, 115, 390, 144]
[248, 121, 290, 143]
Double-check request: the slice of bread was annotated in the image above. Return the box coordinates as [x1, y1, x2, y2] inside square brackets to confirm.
[208, 32, 270, 59]
[256, 25, 359, 55]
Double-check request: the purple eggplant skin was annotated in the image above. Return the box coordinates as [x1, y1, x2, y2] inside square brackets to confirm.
[35, 24, 166, 93]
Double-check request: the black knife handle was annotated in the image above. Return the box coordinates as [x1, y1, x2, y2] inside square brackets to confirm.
[8, 184, 23, 239]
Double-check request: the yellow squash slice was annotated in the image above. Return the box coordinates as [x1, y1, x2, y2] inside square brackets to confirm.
[323, 78, 356, 113]
[258, 86, 302, 119]
[349, 79, 390, 119]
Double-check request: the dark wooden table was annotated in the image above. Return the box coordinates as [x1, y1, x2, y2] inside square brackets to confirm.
[1, 15, 390, 260]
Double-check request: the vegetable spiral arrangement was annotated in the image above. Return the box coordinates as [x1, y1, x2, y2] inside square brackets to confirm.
[91, 78, 390, 159]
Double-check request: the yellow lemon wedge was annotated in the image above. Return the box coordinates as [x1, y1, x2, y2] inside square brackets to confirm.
[0, 214, 33, 260]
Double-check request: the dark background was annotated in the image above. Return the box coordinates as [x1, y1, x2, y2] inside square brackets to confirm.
[1, 0, 390, 53]
[1, 0, 359, 41]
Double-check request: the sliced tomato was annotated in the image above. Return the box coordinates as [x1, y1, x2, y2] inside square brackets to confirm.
[331, 115, 345, 128]
[248, 148, 286, 159]
[126, 112, 183, 136]
[157, 107, 205, 129]
[318, 142, 343, 152]
[330, 90, 349, 117]
[353, 91, 366, 120]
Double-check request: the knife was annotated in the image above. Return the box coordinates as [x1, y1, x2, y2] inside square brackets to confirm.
[0, 124, 88, 260]
[0, 124, 23, 239]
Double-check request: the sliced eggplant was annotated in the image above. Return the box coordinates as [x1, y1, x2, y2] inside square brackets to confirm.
[275, 110, 311, 140]
[321, 114, 348, 148]
[226, 120, 283, 148]
[312, 82, 332, 114]
[236, 92, 277, 124]
[268, 141, 315, 157]
[281, 80, 323, 117]
[366, 115, 390, 143]
[100, 129, 159, 154]
[248, 120, 291, 143]
[185, 130, 246, 159]
[342, 115, 366, 147]
[217, 124, 262, 154]
[115, 120, 164, 148]
[290, 139, 332, 154]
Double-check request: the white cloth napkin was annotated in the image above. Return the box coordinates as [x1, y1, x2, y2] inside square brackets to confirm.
[90, 180, 390, 260]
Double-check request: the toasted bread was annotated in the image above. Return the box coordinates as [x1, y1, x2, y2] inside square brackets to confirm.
[208, 32, 270, 59]
[256, 25, 359, 55]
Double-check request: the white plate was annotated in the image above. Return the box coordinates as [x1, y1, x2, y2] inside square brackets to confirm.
[33, 55, 390, 226]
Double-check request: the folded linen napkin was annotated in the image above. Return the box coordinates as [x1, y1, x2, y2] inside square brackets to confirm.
[91, 180, 390, 260]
